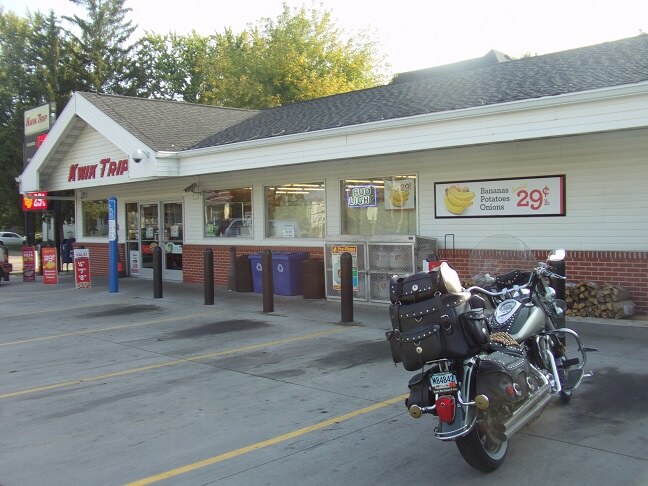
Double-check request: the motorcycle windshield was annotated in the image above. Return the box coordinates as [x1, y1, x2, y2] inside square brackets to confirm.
[468, 234, 537, 288]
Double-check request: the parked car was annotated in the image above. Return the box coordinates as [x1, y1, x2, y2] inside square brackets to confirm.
[0, 231, 26, 248]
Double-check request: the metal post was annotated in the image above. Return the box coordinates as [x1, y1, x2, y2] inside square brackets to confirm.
[204, 247, 214, 305]
[228, 246, 237, 291]
[341, 252, 353, 323]
[108, 196, 118, 293]
[262, 249, 274, 313]
[153, 246, 163, 299]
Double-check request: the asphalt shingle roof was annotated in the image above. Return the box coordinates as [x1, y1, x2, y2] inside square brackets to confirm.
[79, 93, 258, 152]
[83, 35, 648, 154]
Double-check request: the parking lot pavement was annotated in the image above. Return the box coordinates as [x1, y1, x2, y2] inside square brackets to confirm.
[0, 275, 647, 485]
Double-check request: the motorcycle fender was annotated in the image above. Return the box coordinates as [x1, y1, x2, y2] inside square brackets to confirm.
[435, 360, 477, 441]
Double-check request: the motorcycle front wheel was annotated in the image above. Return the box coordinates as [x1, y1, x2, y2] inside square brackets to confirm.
[455, 424, 508, 472]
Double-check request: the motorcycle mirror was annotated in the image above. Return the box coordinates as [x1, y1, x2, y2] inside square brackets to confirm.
[548, 249, 566, 262]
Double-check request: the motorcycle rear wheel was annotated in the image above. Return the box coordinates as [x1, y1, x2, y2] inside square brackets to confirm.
[456, 424, 508, 472]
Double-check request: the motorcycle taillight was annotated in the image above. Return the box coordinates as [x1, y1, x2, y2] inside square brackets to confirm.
[436, 395, 456, 423]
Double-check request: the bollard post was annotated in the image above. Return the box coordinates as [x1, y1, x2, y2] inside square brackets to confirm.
[262, 249, 274, 313]
[228, 246, 237, 291]
[340, 252, 353, 322]
[153, 245, 163, 299]
[204, 247, 214, 305]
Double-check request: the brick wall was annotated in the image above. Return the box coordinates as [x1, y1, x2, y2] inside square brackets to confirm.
[439, 249, 648, 315]
[75, 243, 648, 315]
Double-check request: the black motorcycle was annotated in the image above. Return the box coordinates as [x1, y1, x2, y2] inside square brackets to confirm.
[386, 235, 590, 471]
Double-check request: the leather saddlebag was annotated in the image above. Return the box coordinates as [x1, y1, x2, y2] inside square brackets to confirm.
[389, 270, 443, 304]
[476, 351, 532, 404]
[386, 293, 476, 370]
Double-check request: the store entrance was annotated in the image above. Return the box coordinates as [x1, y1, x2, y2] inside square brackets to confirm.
[126, 201, 183, 281]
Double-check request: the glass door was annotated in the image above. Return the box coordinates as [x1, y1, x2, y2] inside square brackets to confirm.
[137, 202, 184, 281]
[162, 202, 183, 281]
[139, 203, 160, 279]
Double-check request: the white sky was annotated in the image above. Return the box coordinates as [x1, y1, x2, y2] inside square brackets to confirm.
[2, 0, 647, 75]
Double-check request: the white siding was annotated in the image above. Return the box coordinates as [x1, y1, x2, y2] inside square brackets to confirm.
[73, 128, 648, 253]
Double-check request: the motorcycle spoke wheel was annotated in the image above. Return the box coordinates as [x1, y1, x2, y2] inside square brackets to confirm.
[456, 424, 508, 472]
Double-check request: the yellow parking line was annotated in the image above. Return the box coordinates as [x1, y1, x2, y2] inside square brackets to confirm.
[0, 312, 217, 347]
[125, 393, 408, 486]
[0, 328, 348, 400]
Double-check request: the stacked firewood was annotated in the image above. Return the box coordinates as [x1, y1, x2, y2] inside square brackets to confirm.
[565, 282, 635, 319]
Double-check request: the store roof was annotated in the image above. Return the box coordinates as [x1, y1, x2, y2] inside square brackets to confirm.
[79, 93, 258, 152]
[190, 35, 648, 150]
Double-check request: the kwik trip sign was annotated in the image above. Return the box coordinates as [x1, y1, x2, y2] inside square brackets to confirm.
[68, 158, 129, 181]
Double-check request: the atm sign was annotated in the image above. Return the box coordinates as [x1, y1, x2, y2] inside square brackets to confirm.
[22, 191, 48, 211]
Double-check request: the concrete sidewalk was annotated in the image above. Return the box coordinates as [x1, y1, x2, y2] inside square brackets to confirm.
[2, 268, 647, 330]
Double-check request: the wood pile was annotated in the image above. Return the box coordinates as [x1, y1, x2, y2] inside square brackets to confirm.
[565, 282, 635, 319]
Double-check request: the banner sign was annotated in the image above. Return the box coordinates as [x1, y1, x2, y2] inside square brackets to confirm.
[22, 246, 36, 282]
[41, 246, 58, 284]
[74, 248, 91, 288]
[331, 245, 358, 291]
[22, 191, 48, 211]
[435, 175, 565, 218]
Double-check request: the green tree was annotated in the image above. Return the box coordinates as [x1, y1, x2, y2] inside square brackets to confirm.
[64, 0, 136, 93]
[200, 3, 387, 108]
[130, 31, 211, 102]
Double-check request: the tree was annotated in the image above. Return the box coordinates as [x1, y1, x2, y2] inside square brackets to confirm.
[64, 0, 136, 93]
[200, 3, 388, 108]
[130, 31, 211, 102]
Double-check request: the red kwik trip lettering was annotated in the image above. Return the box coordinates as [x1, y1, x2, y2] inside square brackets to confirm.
[68, 164, 79, 182]
[69, 157, 129, 182]
[99, 158, 111, 177]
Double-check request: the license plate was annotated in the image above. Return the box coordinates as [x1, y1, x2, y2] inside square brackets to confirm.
[430, 372, 458, 393]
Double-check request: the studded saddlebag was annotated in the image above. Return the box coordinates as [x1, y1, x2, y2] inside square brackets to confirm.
[389, 270, 444, 304]
[476, 351, 532, 404]
[386, 292, 475, 370]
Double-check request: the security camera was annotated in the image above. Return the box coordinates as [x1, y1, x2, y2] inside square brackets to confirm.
[183, 183, 199, 193]
[131, 148, 148, 163]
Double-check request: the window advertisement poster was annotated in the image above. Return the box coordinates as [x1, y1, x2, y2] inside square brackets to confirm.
[331, 245, 358, 291]
[41, 246, 58, 285]
[385, 178, 416, 210]
[22, 246, 36, 282]
[74, 248, 91, 288]
[435, 175, 565, 218]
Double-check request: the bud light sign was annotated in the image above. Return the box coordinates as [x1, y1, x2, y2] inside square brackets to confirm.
[347, 185, 376, 208]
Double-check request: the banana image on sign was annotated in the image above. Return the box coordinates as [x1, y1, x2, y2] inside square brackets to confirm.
[385, 179, 415, 210]
[443, 185, 476, 215]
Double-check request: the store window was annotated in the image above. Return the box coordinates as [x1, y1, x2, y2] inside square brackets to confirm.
[81, 199, 108, 237]
[265, 182, 325, 238]
[204, 188, 252, 237]
[341, 175, 417, 235]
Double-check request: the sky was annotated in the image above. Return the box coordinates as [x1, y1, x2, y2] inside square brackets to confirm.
[2, 0, 647, 75]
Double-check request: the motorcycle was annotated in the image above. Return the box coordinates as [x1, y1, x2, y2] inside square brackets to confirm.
[386, 235, 591, 471]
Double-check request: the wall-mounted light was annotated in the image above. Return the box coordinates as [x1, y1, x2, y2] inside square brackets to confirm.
[80, 191, 87, 200]
[183, 182, 199, 193]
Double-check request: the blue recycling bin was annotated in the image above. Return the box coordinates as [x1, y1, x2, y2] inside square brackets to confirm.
[248, 253, 264, 293]
[272, 252, 309, 295]
[248, 251, 309, 295]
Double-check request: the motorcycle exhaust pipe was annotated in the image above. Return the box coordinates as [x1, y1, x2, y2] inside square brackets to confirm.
[501, 381, 552, 439]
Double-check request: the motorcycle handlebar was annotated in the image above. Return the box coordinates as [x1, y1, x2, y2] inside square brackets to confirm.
[467, 263, 564, 297]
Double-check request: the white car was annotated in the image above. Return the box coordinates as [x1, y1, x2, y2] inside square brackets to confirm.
[0, 231, 26, 247]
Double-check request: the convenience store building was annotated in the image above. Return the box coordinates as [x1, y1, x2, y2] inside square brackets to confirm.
[19, 36, 648, 313]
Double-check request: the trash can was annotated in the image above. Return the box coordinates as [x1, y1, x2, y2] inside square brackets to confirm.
[235, 254, 253, 292]
[248, 253, 264, 293]
[302, 259, 325, 299]
[272, 252, 309, 295]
